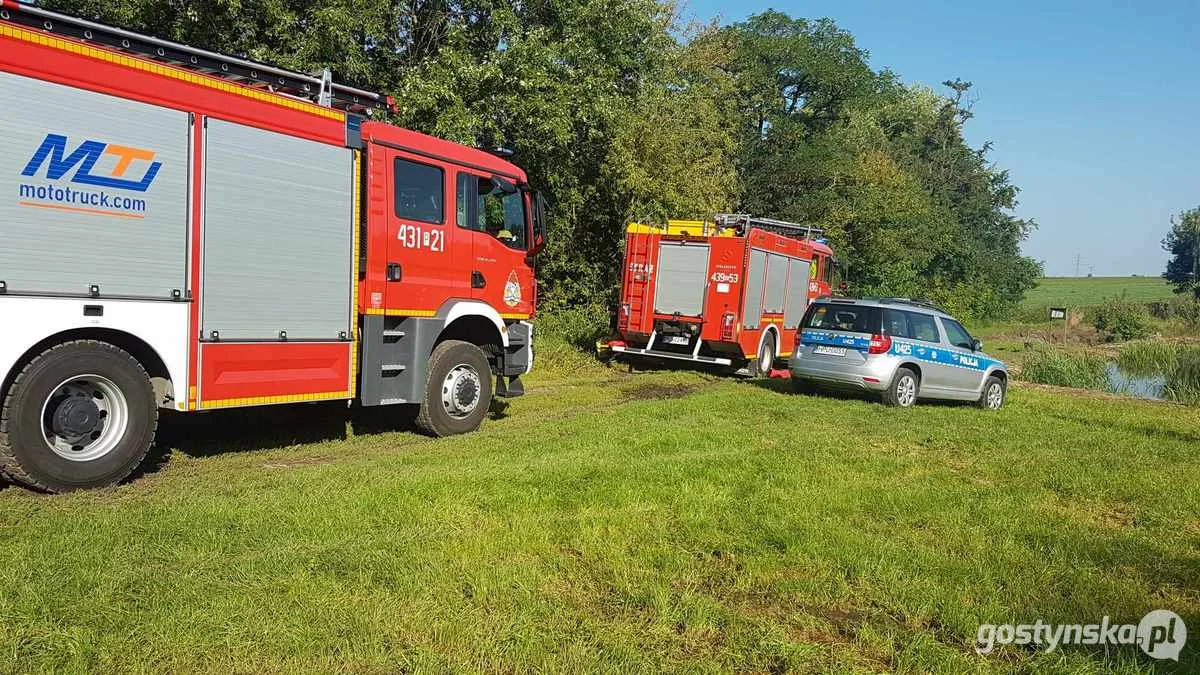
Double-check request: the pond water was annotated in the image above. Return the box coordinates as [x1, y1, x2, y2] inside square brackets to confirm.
[1105, 362, 1167, 400]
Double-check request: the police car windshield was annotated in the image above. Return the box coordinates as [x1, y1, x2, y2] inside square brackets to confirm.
[802, 304, 881, 334]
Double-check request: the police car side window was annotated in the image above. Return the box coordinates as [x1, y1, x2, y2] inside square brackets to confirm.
[942, 319, 975, 350]
[905, 311, 941, 343]
[882, 309, 909, 338]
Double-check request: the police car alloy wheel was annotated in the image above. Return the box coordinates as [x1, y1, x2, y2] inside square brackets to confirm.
[977, 375, 1006, 410]
[884, 368, 919, 408]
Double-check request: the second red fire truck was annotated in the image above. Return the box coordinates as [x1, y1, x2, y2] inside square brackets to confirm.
[608, 214, 837, 374]
[0, 2, 543, 491]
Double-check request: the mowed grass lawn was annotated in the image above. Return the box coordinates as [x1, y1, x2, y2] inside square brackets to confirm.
[1023, 276, 1175, 309]
[1, 368, 1197, 673]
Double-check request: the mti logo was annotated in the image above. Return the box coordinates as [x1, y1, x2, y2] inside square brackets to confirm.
[21, 134, 161, 192]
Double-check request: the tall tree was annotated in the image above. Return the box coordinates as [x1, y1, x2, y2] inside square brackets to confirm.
[1163, 207, 1200, 298]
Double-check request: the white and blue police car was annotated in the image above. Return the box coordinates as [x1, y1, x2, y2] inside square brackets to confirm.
[790, 297, 1008, 409]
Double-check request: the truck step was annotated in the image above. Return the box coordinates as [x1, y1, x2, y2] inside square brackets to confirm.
[378, 397, 407, 405]
[382, 330, 406, 338]
[381, 364, 406, 373]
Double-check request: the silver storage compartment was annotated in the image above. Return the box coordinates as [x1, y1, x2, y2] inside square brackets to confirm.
[653, 242, 710, 317]
[201, 118, 354, 341]
[0, 71, 189, 297]
[783, 257, 811, 328]
[742, 249, 767, 329]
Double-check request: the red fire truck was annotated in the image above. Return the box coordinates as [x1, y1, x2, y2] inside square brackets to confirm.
[608, 214, 836, 374]
[0, 3, 544, 491]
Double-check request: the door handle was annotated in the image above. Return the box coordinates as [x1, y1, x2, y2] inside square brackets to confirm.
[471, 271, 486, 289]
[387, 262, 402, 282]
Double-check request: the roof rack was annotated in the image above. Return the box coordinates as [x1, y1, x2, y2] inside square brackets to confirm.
[0, 0, 395, 115]
[713, 213, 825, 241]
[877, 297, 950, 314]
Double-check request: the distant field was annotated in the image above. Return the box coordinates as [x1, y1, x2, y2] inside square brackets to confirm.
[1022, 276, 1174, 309]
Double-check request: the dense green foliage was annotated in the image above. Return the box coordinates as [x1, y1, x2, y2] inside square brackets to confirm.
[1163, 207, 1200, 299]
[43, 0, 1039, 318]
[1091, 296, 1152, 342]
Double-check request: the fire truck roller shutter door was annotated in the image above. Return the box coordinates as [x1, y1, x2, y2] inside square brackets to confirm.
[763, 254, 788, 315]
[201, 119, 354, 340]
[783, 257, 811, 329]
[653, 242, 709, 317]
[743, 249, 767, 330]
[0, 71, 190, 297]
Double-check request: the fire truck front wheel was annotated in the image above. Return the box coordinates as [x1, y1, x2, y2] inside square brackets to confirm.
[415, 340, 494, 437]
[0, 340, 157, 493]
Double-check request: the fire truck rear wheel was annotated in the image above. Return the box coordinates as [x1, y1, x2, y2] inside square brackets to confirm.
[0, 340, 157, 493]
[758, 333, 777, 375]
[415, 340, 493, 438]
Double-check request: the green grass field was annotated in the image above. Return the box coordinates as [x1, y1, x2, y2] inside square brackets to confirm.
[1, 366, 1196, 673]
[1023, 276, 1175, 309]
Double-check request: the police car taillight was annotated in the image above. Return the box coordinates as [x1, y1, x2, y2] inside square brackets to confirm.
[868, 334, 892, 354]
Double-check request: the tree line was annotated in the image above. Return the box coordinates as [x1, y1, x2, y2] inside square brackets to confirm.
[43, 0, 1042, 319]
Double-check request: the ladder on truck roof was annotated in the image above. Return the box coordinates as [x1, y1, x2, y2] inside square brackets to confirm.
[0, 0, 395, 115]
[714, 213, 824, 241]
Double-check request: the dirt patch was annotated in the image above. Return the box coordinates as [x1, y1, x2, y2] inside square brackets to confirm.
[1038, 495, 1137, 530]
[620, 381, 702, 402]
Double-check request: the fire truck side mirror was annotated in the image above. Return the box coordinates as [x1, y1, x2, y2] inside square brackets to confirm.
[529, 191, 548, 255]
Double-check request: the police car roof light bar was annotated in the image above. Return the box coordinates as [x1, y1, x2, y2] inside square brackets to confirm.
[0, 1, 396, 115]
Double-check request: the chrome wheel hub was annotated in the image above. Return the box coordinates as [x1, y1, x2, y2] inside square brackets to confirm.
[41, 374, 129, 462]
[441, 364, 482, 419]
[987, 382, 1004, 409]
[896, 375, 917, 407]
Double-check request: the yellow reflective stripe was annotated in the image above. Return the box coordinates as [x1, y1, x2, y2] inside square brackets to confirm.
[1, 24, 344, 121]
[349, 150, 362, 397]
[363, 308, 438, 317]
[200, 390, 350, 409]
[625, 221, 735, 237]
[500, 313, 530, 320]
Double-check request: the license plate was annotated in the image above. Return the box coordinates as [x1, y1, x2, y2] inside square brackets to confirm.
[813, 345, 847, 357]
[663, 335, 690, 346]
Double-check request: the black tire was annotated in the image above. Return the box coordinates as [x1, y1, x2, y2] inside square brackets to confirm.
[415, 340, 493, 438]
[976, 375, 1007, 410]
[758, 333, 777, 376]
[882, 367, 919, 408]
[791, 377, 818, 395]
[0, 340, 157, 493]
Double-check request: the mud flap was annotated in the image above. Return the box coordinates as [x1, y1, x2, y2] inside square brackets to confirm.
[495, 375, 525, 398]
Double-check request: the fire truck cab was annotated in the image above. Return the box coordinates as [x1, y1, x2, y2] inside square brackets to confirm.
[611, 214, 835, 374]
[0, 2, 543, 492]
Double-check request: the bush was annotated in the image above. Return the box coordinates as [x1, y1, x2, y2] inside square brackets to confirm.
[1090, 297, 1151, 342]
[1019, 347, 1108, 390]
[1116, 340, 1180, 376]
[1166, 295, 1200, 325]
[1165, 349, 1200, 405]
[536, 302, 610, 350]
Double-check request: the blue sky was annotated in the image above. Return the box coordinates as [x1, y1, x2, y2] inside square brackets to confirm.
[683, 0, 1199, 276]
